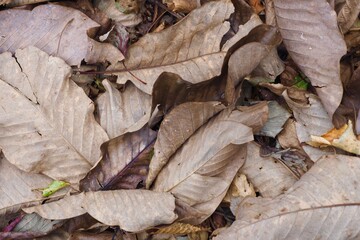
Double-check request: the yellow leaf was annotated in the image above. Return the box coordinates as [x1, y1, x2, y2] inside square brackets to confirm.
[154, 222, 210, 235]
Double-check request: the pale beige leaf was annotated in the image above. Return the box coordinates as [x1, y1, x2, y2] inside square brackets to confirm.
[222, 14, 263, 51]
[110, 0, 234, 94]
[282, 90, 335, 161]
[25, 190, 177, 232]
[0, 47, 109, 183]
[0, 154, 68, 227]
[274, 0, 347, 118]
[153, 103, 268, 223]
[215, 204, 360, 239]
[215, 154, 360, 239]
[337, 0, 360, 33]
[146, 102, 225, 188]
[240, 142, 297, 198]
[0, 4, 123, 66]
[96, 79, 151, 138]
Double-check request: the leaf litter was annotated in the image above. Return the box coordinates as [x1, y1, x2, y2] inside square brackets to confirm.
[0, 0, 359, 239]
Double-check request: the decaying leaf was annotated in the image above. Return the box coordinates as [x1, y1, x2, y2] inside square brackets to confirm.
[153, 103, 268, 224]
[110, 0, 234, 94]
[24, 190, 177, 232]
[0, 47, 109, 183]
[0, 154, 68, 228]
[96, 80, 151, 138]
[0, 5, 123, 66]
[224, 173, 256, 204]
[239, 142, 297, 198]
[214, 155, 360, 239]
[337, 0, 360, 33]
[80, 125, 157, 191]
[310, 120, 360, 154]
[282, 89, 335, 161]
[146, 102, 225, 188]
[274, 0, 347, 119]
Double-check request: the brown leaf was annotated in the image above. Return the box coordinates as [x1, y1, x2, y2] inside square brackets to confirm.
[240, 142, 297, 198]
[282, 89, 336, 161]
[80, 125, 157, 191]
[109, 0, 234, 94]
[146, 102, 225, 188]
[214, 154, 360, 239]
[337, 0, 360, 34]
[0, 47, 109, 183]
[96, 80, 151, 138]
[152, 103, 268, 224]
[153, 222, 209, 235]
[24, 190, 178, 232]
[0, 154, 68, 228]
[274, 0, 347, 119]
[0, 4, 123, 66]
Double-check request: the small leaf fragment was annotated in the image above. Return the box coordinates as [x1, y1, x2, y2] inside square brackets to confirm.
[42, 181, 70, 197]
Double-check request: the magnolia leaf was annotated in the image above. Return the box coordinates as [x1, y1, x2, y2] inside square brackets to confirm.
[239, 142, 297, 198]
[146, 102, 225, 188]
[310, 120, 360, 154]
[258, 101, 290, 138]
[80, 125, 156, 191]
[96, 80, 151, 138]
[153, 103, 268, 224]
[0, 5, 123, 66]
[337, 0, 360, 33]
[0, 154, 68, 228]
[214, 154, 360, 239]
[274, 0, 347, 119]
[110, 0, 234, 94]
[24, 190, 177, 232]
[0, 47, 109, 183]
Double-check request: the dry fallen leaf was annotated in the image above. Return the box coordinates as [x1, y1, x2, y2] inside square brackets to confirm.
[153, 103, 268, 224]
[24, 190, 177, 232]
[274, 0, 347, 119]
[337, 0, 360, 34]
[0, 47, 109, 183]
[146, 101, 225, 188]
[310, 120, 360, 154]
[215, 154, 360, 239]
[0, 4, 123, 66]
[109, 0, 234, 94]
[80, 125, 157, 191]
[96, 80, 151, 138]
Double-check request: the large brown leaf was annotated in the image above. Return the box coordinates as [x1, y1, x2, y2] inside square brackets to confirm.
[282, 89, 337, 161]
[239, 142, 297, 198]
[152, 103, 268, 224]
[146, 101, 225, 188]
[274, 0, 347, 119]
[0, 154, 69, 228]
[337, 0, 360, 33]
[24, 190, 177, 232]
[96, 80, 151, 138]
[80, 125, 157, 191]
[0, 4, 123, 66]
[109, 0, 234, 94]
[0, 47, 109, 183]
[214, 155, 360, 239]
